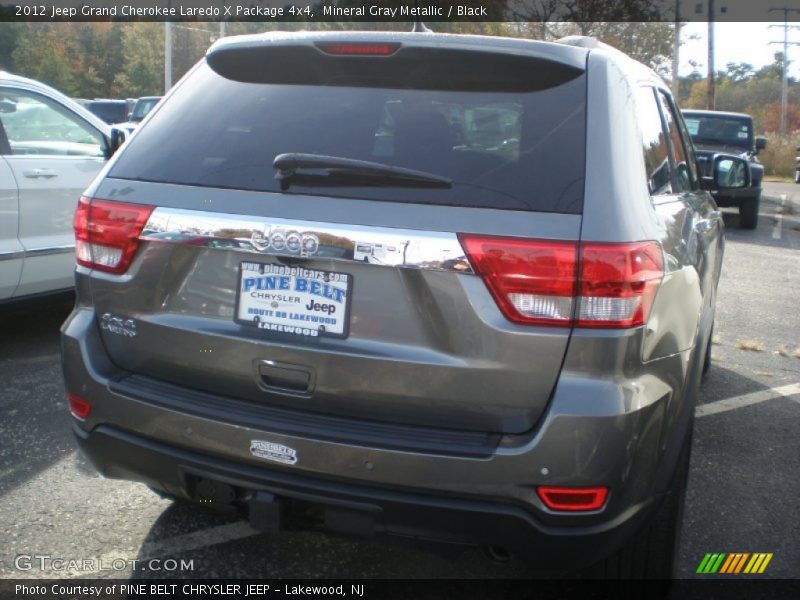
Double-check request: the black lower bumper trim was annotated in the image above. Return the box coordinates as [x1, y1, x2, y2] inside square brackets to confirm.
[74, 423, 651, 571]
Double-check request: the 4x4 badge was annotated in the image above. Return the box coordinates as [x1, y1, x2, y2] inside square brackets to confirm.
[250, 440, 298, 465]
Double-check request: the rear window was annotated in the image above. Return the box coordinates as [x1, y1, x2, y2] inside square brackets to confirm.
[683, 113, 752, 150]
[110, 59, 586, 213]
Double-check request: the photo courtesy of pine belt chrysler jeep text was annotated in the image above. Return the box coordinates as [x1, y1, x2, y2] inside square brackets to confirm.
[60, 31, 748, 578]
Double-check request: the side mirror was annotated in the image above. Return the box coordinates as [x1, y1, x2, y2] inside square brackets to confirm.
[710, 155, 750, 190]
[105, 127, 127, 159]
[755, 137, 767, 152]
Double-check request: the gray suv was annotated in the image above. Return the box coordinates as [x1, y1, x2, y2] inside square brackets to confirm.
[61, 32, 743, 577]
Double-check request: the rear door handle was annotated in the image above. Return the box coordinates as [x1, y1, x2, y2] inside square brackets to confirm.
[23, 169, 58, 179]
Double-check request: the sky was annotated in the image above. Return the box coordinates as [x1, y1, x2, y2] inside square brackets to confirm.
[680, 22, 800, 78]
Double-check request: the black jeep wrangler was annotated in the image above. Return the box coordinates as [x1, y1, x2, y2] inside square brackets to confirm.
[682, 110, 766, 229]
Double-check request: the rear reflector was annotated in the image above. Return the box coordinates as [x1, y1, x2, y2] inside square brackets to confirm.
[67, 394, 91, 420]
[315, 42, 401, 56]
[74, 196, 153, 274]
[537, 486, 608, 511]
[458, 235, 663, 329]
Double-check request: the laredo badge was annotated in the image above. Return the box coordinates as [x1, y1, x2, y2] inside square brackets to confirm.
[250, 440, 297, 465]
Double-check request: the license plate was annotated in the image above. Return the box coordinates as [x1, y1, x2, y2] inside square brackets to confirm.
[236, 262, 351, 338]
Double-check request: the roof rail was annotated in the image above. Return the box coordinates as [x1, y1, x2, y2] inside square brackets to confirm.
[556, 36, 619, 53]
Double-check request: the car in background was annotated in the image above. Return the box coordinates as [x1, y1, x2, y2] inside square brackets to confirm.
[83, 99, 129, 125]
[0, 71, 123, 302]
[795, 145, 800, 183]
[118, 96, 162, 133]
[682, 109, 766, 229]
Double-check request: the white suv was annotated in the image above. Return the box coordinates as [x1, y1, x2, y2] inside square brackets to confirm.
[0, 72, 115, 301]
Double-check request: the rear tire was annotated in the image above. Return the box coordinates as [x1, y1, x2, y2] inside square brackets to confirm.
[590, 418, 693, 579]
[739, 195, 759, 230]
[702, 324, 713, 377]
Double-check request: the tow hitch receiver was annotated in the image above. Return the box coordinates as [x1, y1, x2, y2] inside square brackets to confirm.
[249, 491, 282, 534]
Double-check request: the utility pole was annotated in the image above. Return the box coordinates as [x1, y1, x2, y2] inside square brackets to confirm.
[707, 0, 716, 110]
[695, 1, 725, 110]
[769, 7, 800, 135]
[220, 0, 227, 38]
[672, 0, 682, 99]
[164, 0, 173, 93]
[164, 22, 173, 92]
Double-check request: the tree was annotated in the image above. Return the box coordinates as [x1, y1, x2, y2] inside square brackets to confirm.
[542, 21, 674, 75]
[11, 25, 78, 95]
[0, 23, 24, 72]
[114, 23, 164, 97]
[724, 62, 755, 84]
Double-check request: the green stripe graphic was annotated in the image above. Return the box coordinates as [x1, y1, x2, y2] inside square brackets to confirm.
[709, 553, 727, 573]
[696, 553, 713, 573]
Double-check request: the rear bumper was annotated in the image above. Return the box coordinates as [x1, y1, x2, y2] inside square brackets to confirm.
[73, 422, 655, 570]
[62, 306, 693, 570]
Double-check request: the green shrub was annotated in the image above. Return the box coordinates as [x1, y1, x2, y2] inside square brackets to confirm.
[757, 133, 796, 179]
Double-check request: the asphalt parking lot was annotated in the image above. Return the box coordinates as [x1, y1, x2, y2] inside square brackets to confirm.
[0, 182, 798, 581]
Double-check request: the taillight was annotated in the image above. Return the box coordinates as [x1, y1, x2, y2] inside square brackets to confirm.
[67, 394, 91, 420]
[577, 242, 664, 328]
[458, 236, 577, 326]
[537, 486, 608, 512]
[74, 196, 153, 274]
[315, 42, 401, 56]
[458, 235, 663, 329]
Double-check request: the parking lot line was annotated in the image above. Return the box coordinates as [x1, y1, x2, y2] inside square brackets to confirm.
[772, 194, 786, 240]
[695, 382, 800, 417]
[135, 521, 260, 562]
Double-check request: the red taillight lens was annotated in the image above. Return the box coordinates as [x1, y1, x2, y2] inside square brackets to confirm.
[537, 486, 608, 512]
[315, 42, 401, 56]
[459, 235, 663, 329]
[458, 235, 577, 326]
[74, 196, 153, 274]
[577, 242, 663, 328]
[67, 394, 91, 420]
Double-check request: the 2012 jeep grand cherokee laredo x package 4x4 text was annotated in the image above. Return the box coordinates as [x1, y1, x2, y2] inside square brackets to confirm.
[61, 32, 744, 578]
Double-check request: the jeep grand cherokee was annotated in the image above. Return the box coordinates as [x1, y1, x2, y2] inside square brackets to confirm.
[61, 32, 737, 578]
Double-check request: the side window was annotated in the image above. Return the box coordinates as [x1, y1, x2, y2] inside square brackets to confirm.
[0, 89, 105, 158]
[656, 90, 698, 192]
[635, 86, 672, 195]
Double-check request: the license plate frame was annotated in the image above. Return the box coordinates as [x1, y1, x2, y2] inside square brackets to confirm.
[235, 261, 352, 339]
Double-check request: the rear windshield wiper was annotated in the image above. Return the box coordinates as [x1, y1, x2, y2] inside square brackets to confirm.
[273, 153, 452, 191]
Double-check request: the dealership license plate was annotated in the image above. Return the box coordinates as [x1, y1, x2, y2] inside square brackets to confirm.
[236, 262, 351, 338]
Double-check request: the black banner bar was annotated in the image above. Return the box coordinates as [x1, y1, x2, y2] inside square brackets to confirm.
[3, 579, 800, 600]
[2, 0, 800, 23]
